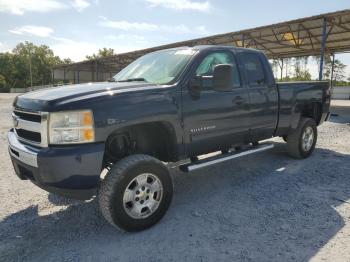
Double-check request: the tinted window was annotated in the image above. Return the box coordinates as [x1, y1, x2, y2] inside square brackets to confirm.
[241, 53, 266, 86]
[196, 51, 241, 88]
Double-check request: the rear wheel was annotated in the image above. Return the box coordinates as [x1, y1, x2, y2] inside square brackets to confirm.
[286, 118, 317, 159]
[99, 154, 173, 232]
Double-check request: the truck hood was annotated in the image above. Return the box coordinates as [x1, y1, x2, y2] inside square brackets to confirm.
[14, 81, 159, 111]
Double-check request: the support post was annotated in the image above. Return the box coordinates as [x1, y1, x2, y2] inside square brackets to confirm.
[95, 61, 98, 82]
[77, 71, 80, 84]
[280, 59, 284, 81]
[319, 17, 327, 80]
[91, 63, 95, 82]
[330, 53, 335, 87]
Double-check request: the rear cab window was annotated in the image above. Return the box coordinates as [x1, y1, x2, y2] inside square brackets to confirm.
[240, 52, 266, 86]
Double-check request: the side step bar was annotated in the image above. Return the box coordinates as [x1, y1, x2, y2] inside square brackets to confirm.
[179, 143, 274, 172]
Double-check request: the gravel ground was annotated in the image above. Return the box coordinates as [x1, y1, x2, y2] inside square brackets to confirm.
[0, 93, 349, 262]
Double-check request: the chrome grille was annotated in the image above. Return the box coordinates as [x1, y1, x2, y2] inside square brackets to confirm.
[12, 109, 48, 147]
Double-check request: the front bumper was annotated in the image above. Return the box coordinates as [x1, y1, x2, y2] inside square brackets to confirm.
[8, 130, 105, 200]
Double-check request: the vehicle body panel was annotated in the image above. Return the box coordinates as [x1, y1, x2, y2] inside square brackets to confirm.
[275, 81, 330, 136]
[235, 49, 279, 142]
[180, 47, 251, 156]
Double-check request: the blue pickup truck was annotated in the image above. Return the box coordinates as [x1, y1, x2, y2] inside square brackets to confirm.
[8, 46, 331, 231]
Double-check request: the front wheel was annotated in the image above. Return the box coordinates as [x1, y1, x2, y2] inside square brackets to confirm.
[99, 154, 173, 232]
[286, 118, 317, 159]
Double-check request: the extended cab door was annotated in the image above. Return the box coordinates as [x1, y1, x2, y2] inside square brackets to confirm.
[236, 51, 279, 141]
[181, 49, 251, 156]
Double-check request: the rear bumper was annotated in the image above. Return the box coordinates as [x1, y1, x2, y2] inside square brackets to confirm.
[8, 130, 105, 200]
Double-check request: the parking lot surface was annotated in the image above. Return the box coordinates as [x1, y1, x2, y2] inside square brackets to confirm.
[0, 93, 349, 262]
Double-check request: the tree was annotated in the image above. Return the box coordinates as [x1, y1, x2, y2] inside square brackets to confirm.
[292, 57, 311, 81]
[62, 58, 73, 64]
[278, 57, 311, 82]
[0, 52, 17, 88]
[314, 55, 347, 83]
[270, 59, 279, 79]
[284, 58, 292, 79]
[0, 41, 65, 89]
[12, 41, 62, 87]
[0, 74, 9, 92]
[86, 48, 115, 60]
[330, 59, 346, 83]
[0, 74, 6, 88]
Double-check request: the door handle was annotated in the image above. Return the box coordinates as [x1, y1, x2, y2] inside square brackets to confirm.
[232, 96, 245, 105]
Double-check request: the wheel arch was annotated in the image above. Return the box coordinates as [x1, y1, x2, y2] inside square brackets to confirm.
[291, 101, 323, 130]
[102, 121, 179, 167]
[300, 102, 322, 125]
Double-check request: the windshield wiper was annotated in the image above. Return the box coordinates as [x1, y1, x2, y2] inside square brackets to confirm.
[117, 78, 148, 83]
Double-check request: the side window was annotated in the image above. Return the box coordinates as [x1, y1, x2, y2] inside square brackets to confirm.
[196, 51, 241, 88]
[241, 53, 266, 86]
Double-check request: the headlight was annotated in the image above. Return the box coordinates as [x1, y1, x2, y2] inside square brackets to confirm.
[48, 110, 95, 144]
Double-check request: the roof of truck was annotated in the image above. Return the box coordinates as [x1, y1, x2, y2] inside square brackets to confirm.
[192, 45, 262, 53]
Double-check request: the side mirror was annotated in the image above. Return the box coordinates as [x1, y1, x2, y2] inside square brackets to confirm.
[213, 64, 233, 91]
[188, 76, 202, 99]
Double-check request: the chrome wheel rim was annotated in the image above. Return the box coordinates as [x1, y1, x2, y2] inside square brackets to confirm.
[123, 173, 163, 219]
[301, 126, 314, 152]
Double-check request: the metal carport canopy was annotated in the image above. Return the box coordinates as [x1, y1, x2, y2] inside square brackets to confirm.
[53, 9, 350, 73]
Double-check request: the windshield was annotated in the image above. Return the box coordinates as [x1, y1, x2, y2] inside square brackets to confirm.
[113, 49, 196, 85]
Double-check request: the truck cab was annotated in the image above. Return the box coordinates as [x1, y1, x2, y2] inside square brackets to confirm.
[182, 46, 279, 156]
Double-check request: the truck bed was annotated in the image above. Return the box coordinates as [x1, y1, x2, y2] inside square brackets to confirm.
[275, 81, 331, 136]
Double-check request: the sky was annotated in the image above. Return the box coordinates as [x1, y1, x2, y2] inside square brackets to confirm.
[0, 0, 350, 79]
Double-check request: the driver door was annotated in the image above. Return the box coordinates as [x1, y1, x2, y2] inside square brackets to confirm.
[182, 50, 251, 156]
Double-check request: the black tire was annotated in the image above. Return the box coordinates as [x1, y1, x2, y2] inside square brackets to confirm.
[99, 154, 173, 232]
[286, 118, 317, 159]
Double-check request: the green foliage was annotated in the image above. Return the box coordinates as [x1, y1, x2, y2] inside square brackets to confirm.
[323, 56, 346, 82]
[314, 55, 347, 84]
[0, 41, 68, 89]
[86, 48, 115, 60]
[0, 74, 10, 92]
[0, 41, 113, 89]
[273, 55, 349, 85]
[334, 81, 350, 86]
[291, 57, 312, 81]
[62, 58, 73, 64]
[0, 74, 6, 88]
[273, 57, 312, 81]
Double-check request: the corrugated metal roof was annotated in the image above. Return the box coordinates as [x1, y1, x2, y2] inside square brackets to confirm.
[54, 9, 350, 72]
